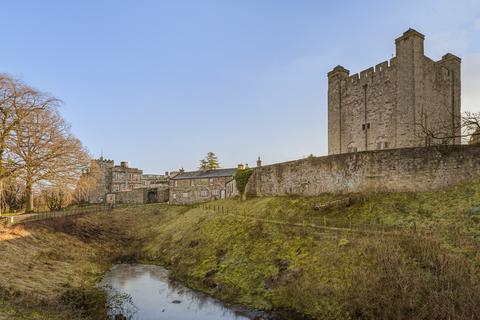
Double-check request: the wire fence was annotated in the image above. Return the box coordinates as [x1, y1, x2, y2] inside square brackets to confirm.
[199, 202, 429, 238]
[2, 202, 150, 226]
[3, 205, 109, 226]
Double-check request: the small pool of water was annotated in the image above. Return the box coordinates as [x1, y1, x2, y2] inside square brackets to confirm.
[99, 264, 258, 320]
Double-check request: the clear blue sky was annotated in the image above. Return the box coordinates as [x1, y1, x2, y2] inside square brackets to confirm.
[1, 0, 479, 173]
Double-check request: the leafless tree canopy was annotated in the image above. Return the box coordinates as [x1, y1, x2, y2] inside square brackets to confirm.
[462, 111, 480, 144]
[7, 108, 89, 212]
[0, 74, 58, 180]
[0, 74, 90, 213]
[73, 162, 100, 205]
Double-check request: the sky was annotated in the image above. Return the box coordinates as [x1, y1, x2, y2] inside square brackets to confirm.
[0, 0, 479, 173]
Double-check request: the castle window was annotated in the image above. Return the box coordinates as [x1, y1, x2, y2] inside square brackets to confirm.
[377, 142, 382, 150]
[362, 124, 365, 130]
[384, 142, 389, 149]
[182, 192, 189, 198]
[191, 180, 195, 186]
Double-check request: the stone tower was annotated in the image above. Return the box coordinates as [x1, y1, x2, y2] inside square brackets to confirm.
[88, 157, 114, 203]
[328, 29, 461, 155]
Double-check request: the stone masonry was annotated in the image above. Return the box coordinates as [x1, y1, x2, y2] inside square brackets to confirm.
[328, 29, 461, 155]
[87, 158, 144, 204]
[246, 144, 480, 197]
[169, 168, 238, 205]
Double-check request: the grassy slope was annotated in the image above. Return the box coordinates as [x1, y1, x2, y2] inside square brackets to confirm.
[1, 182, 480, 319]
[140, 182, 480, 320]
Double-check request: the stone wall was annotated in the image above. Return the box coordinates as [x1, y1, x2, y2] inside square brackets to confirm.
[328, 29, 461, 155]
[115, 189, 145, 204]
[170, 176, 236, 205]
[114, 186, 170, 204]
[246, 145, 480, 197]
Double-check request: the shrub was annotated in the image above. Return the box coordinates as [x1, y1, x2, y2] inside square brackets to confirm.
[235, 168, 254, 198]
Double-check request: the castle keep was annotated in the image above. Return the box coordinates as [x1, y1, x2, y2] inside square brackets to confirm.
[328, 29, 461, 155]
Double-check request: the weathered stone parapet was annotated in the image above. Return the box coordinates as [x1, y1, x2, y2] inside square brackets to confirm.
[246, 144, 480, 197]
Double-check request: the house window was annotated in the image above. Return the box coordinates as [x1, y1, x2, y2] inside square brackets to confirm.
[191, 180, 195, 186]
[209, 178, 214, 184]
[174, 181, 178, 187]
[173, 193, 177, 200]
[182, 192, 189, 198]
[212, 190, 220, 196]
[200, 190, 208, 197]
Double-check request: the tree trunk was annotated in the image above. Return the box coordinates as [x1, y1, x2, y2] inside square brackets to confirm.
[0, 180, 3, 215]
[0, 147, 4, 215]
[25, 178, 34, 213]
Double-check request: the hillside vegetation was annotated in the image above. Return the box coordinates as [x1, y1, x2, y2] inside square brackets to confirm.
[2, 182, 480, 319]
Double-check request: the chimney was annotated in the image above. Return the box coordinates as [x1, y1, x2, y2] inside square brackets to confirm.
[256, 157, 262, 167]
[120, 161, 128, 168]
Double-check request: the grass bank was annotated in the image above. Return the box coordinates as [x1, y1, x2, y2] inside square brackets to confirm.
[2, 182, 480, 319]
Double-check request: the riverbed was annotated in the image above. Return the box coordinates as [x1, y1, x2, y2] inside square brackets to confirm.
[99, 264, 261, 320]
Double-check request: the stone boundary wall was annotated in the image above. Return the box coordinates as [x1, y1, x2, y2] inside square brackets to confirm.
[246, 145, 480, 197]
[115, 189, 145, 204]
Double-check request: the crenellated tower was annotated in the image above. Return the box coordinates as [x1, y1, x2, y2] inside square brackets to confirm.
[327, 29, 461, 155]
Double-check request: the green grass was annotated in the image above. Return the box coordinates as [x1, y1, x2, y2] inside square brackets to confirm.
[138, 181, 480, 319]
[3, 182, 480, 319]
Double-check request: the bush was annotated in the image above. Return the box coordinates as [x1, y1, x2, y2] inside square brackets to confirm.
[235, 168, 254, 197]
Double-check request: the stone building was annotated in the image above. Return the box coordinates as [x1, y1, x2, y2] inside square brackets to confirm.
[141, 173, 170, 188]
[111, 161, 143, 192]
[87, 158, 143, 203]
[328, 29, 461, 155]
[87, 157, 114, 203]
[169, 168, 238, 205]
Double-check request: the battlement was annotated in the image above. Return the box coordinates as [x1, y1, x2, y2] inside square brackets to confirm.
[328, 28, 461, 156]
[95, 158, 114, 164]
[346, 58, 396, 84]
[440, 53, 461, 64]
[395, 28, 425, 44]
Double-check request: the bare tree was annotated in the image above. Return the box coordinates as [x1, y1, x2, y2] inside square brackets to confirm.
[72, 162, 99, 205]
[414, 102, 466, 146]
[0, 75, 57, 180]
[461, 111, 480, 144]
[0, 177, 25, 213]
[43, 188, 70, 211]
[8, 108, 89, 212]
[0, 74, 57, 213]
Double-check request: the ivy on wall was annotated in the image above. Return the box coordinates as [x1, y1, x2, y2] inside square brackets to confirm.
[235, 168, 254, 196]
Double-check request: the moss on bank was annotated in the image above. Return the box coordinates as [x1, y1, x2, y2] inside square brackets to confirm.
[2, 182, 480, 319]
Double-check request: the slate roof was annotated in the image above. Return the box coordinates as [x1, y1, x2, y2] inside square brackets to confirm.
[171, 168, 237, 180]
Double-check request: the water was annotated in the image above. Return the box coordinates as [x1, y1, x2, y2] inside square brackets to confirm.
[99, 264, 256, 320]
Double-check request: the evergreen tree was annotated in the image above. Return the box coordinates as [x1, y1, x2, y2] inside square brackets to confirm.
[198, 152, 220, 170]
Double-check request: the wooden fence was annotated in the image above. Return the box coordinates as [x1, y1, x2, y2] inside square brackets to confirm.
[3, 205, 109, 226]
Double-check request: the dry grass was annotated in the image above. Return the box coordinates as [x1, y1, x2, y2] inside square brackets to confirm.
[2, 182, 480, 319]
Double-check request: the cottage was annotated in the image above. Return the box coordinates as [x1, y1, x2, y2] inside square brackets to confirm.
[169, 168, 238, 204]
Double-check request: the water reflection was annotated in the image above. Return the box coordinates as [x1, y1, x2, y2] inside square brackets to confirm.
[99, 264, 253, 320]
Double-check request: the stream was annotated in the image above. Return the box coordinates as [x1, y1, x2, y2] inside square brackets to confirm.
[99, 264, 268, 320]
